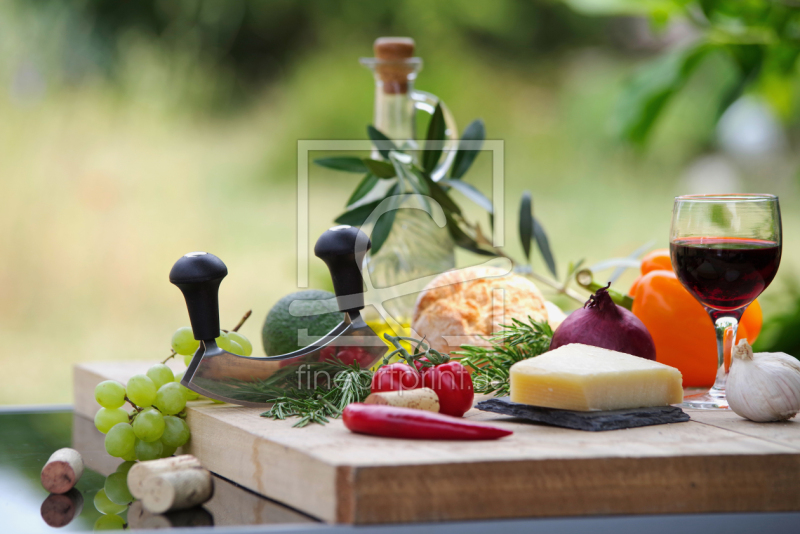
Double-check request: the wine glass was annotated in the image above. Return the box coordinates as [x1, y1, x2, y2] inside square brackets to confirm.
[670, 194, 782, 409]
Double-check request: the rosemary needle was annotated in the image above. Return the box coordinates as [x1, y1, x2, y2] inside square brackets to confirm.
[453, 318, 553, 397]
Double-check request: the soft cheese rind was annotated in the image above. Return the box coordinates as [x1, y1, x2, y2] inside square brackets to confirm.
[509, 343, 683, 411]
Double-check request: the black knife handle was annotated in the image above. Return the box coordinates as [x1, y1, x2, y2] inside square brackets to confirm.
[314, 225, 371, 313]
[169, 252, 228, 341]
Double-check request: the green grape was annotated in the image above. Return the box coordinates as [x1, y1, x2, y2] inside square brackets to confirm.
[216, 332, 234, 352]
[155, 382, 186, 415]
[95, 380, 126, 409]
[227, 332, 253, 356]
[146, 364, 174, 390]
[115, 461, 135, 476]
[94, 407, 129, 434]
[172, 326, 200, 355]
[174, 371, 199, 400]
[104, 472, 133, 505]
[161, 415, 190, 448]
[93, 488, 127, 515]
[228, 339, 245, 355]
[160, 442, 177, 458]
[94, 513, 125, 530]
[132, 408, 165, 442]
[105, 423, 135, 458]
[126, 374, 157, 407]
[184, 354, 193, 367]
[135, 438, 163, 461]
[121, 450, 137, 462]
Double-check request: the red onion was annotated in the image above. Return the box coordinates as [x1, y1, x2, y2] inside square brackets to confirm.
[550, 284, 656, 360]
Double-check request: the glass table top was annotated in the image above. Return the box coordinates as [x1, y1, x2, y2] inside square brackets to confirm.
[0, 406, 316, 532]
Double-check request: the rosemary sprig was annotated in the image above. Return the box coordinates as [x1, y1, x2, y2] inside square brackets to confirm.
[259, 360, 373, 427]
[453, 318, 553, 397]
[263, 388, 340, 427]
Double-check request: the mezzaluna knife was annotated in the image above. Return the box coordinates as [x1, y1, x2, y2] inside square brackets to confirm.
[169, 225, 386, 407]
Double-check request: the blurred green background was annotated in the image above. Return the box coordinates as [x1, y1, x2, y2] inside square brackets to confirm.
[2, 0, 800, 405]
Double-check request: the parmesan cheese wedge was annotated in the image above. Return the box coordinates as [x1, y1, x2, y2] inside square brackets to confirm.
[510, 343, 683, 411]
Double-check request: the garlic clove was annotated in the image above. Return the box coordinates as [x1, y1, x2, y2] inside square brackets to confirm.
[727, 339, 800, 423]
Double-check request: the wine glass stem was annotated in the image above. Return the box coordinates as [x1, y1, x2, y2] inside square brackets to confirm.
[708, 314, 740, 396]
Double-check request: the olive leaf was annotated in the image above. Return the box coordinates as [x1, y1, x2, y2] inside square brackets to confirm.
[314, 156, 370, 173]
[334, 200, 382, 226]
[346, 173, 379, 206]
[414, 169, 461, 216]
[367, 126, 399, 160]
[422, 103, 446, 174]
[346, 177, 398, 210]
[519, 191, 557, 278]
[450, 119, 485, 179]
[440, 178, 492, 213]
[363, 159, 395, 178]
[614, 43, 710, 145]
[533, 217, 557, 279]
[519, 192, 533, 262]
[370, 183, 402, 254]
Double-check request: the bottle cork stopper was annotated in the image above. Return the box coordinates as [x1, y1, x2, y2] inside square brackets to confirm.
[373, 37, 416, 95]
[374, 37, 415, 61]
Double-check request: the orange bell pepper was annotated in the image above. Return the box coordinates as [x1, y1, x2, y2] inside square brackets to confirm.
[629, 249, 762, 387]
[641, 249, 673, 275]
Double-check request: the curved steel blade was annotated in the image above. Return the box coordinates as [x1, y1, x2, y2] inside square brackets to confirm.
[180, 311, 385, 407]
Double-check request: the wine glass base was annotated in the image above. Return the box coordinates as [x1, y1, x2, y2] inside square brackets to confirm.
[680, 390, 729, 410]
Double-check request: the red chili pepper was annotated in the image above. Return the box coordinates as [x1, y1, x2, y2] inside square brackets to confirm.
[420, 360, 474, 417]
[370, 362, 422, 393]
[342, 403, 512, 440]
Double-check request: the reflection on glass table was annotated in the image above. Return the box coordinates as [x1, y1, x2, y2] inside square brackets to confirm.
[0, 408, 314, 532]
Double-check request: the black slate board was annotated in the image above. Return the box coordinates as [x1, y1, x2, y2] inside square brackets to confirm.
[475, 397, 690, 431]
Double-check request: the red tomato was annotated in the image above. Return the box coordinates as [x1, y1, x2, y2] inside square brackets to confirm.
[321, 346, 372, 367]
[420, 361, 474, 417]
[371, 363, 422, 393]
[320, 346, 337, 361]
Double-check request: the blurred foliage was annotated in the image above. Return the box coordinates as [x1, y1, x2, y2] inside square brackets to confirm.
[11, 0, 613, 112]
[754, 279, 800, 358]
[567, 0, 800, 145]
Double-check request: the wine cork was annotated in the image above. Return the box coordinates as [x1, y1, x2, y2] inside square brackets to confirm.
[140, 468, 214, 514]
[373, 37, 416, 94]
[41, 448, 84, 494]
[128, 454, 202, 499]
[40, 488, 84, 527]
[364, 387, 440, 412]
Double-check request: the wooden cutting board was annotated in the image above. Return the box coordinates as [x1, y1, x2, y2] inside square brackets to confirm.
[74, 361, 800, 524]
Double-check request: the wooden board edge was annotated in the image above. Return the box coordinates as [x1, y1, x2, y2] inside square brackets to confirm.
[335, 465, 356, 524]
[346, 454, 800, 524]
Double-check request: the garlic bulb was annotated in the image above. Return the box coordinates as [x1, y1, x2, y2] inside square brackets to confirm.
[727, 339, 800, 422]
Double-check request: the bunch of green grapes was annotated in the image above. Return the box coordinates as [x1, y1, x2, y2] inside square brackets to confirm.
[95, 323, 252, 461]
[94, 366, 192, 460]
[92, 461, 134, 529]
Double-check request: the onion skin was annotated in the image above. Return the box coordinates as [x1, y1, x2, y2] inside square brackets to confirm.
[550, 285, 656, 360]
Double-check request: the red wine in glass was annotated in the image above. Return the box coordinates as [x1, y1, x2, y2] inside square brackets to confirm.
[670, 194, 781, 410]
[670, 237, 782, 312]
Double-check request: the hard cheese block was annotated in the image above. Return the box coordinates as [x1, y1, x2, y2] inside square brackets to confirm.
[510, 343, 683, 411]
